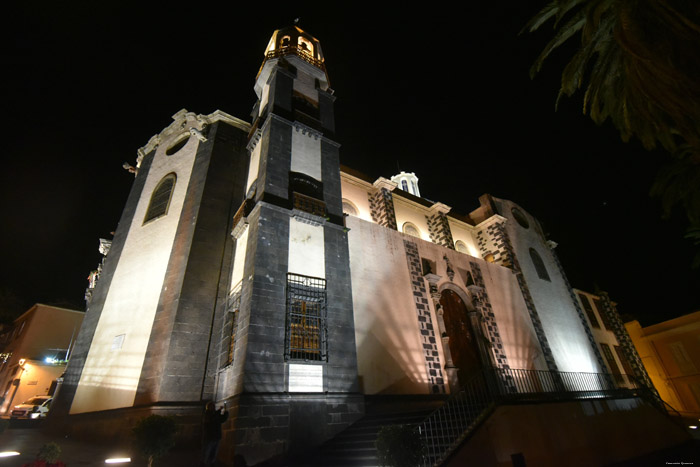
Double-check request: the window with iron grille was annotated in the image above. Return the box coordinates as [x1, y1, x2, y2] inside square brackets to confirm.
[220, 282, 242, 368]
[285, 273, 327, 362]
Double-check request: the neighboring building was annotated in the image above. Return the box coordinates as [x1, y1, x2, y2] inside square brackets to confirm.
[0, 304, 83, 416]
[50, 25, 689, 466]
[574, 289, 647, 389]
[626, 311, 700, 419]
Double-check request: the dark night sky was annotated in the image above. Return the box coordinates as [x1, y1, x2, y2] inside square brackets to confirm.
[2, 3, 698, 326]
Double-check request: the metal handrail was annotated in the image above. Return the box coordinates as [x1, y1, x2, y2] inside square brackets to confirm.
[416, 368, 643, 466]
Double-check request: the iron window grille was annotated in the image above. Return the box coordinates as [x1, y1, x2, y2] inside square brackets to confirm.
[285, 273, 327, 362]
[220, 281, 242, 368]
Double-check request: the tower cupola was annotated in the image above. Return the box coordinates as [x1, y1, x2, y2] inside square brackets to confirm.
[391, 171, 421, 197]
[255, 25, 329, 97]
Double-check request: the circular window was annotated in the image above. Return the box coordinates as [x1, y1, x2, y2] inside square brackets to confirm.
[511, 207, 530, 229]
[402, 222, 420, 238]
[166, 135, 190, 156]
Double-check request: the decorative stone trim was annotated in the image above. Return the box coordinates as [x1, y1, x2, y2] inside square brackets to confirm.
[293, 121, 322, 139]
[467, 263, 511, 373]
[404, 240, 445, 394]
[136, 109, 251, 167]
[246, 128, 263, 151]
[368, 188, 397, 230]
[597, 292, 656, 391]
[372, 177, 397, 192]
[427, 212, 455, 249]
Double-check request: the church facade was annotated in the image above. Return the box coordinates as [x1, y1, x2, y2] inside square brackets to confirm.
[51, 25, 652, 464]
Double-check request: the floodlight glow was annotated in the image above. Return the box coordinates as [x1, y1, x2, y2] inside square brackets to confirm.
[689, 425, 698, 430]
[105, 458, 131, 464]
[0, 452, 21, 458]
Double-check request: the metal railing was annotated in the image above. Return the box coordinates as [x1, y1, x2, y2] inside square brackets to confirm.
[264, 45, 325, 70]
[232, 199, 255, 233]
[292, 191, 327, 218]
[416, 368, 644, 466]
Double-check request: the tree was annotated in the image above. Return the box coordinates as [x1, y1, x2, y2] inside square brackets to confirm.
[525, 0, 700, 265]
[131, 415, 178, 467]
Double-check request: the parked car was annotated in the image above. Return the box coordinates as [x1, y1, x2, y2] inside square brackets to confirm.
[11, 395, 52, 419]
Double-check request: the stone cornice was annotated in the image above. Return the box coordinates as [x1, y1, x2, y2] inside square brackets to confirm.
[372, 177, 397, 192]
[474, 214, 508, 231]
[429, 202, 451, 215]
[136, 109, 251, 167]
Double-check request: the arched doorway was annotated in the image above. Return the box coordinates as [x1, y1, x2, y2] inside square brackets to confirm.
[440, 289, 482, 387]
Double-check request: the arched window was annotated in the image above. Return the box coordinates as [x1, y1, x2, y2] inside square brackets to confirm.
[529, 248, 550, 281]
[297, 36, 314, 56]
[402, 222, 420, 238]
[454, 240, 468, 253]
[342, 199, 358, 216]
[144, 173, 176, 224]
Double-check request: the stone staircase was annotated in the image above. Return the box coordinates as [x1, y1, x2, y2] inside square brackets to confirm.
[309, 398, 444, 466]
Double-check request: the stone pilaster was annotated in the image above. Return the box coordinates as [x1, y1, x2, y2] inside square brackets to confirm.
[426, 203, 454, 249]
[404, 240, 445, 394]
[368, 178, 397, 230]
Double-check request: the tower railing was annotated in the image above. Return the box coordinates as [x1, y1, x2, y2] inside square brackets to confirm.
[416, 368, 646, 467]
[265, 45, 325, 70]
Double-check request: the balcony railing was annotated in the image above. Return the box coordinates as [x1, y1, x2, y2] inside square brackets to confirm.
[416, 368, 646, 467]
[265, 46, 325, 70]
[231, 199, 255, 238]
[292, 191, 326, 218]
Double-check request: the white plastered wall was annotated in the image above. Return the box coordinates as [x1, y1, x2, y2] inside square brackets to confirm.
[348, 215, 546, 395]
[477, 261, 549, 371]
[347, 216, 436, 394]
[246, 142, 262, 195]
[340, 175, 373, 222]
[393, 197, 431, 242]
[495, 198, 602, 374]
[70, 135, 199, 414]
[231, 228, 249, 291]
[448, 219, 481, 257]
[292, 68, 319, 104]
[288, 218, 325, 278]
[291, 128, 322, 181]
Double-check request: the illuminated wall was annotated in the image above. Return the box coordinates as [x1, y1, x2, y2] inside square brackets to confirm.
[70, 127, 199, 414]
[447, 218, 480, 257]
[7, 360, 65, 413]
[340, 173, 373, 222]
[347, 215, 545, 395]
[393, 197, 432, 242]
[493, 197, 603, 374]
[347, 216, 439, 394]
[626, 313, 700, 418]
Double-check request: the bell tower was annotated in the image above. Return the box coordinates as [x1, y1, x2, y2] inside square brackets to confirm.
[217, 25, 363, 464]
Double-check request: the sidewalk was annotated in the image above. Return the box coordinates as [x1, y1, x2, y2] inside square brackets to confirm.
[0, 421, 201, 466]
